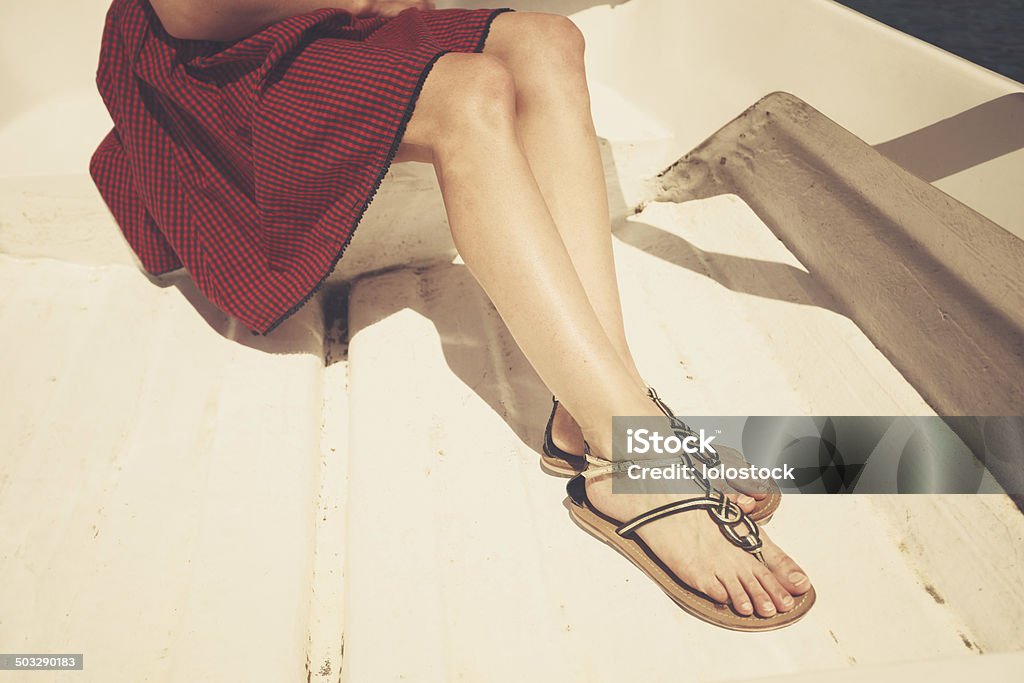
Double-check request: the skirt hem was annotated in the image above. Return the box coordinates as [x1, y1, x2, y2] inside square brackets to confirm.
[258, 6, 515, 336]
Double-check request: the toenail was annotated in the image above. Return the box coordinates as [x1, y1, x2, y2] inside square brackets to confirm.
[738, 494, 754, 504]
[789, 572, 808, 585]
[740, 602, 752, 612]
[782, 594, 794, 606]
[761, 601, 775, 613]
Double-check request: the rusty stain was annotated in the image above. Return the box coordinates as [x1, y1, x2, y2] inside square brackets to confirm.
[923, 583, 946, 604]
[958, 632, 985, 653]
[317, 658, 331, 676]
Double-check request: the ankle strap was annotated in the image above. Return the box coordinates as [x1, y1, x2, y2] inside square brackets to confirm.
[573, 442, 763, 562]
[647, 386, 695, 434]
[580, 443, 630, 479]
[580, 442, 713, 495]
[646, 386, 721, 468]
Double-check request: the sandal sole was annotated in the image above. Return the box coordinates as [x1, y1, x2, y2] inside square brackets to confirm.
[540, 444, 585, 478]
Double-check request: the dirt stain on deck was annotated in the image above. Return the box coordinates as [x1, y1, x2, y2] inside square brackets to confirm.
[923, 583, 946, 604]
[318, 657, 332, 676]
[959, 632, 985, 654]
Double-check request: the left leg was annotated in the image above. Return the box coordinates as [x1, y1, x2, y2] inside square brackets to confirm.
[482, 13, 644, 457]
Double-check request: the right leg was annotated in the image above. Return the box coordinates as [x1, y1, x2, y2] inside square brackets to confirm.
[397, 53, 651, 442]
[396, 53, 811, 618]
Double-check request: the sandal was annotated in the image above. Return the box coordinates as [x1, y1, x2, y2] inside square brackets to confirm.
[542, 388, 782, 523]
[566, 444, 815, 630]
[541, 396, 587, 476]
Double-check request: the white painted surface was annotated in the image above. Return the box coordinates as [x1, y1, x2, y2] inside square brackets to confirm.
[307, 314, 351, 683]
[733, 651, 1024, 683]
[0, 256, 324, 682]
[0, 1, 114, 178]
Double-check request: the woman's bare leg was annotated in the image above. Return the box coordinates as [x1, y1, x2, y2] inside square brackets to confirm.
[394, 52, 811, 617]
[478, 14, 641, 457]
[483, 15, 641, 381]
[398, 53, 650, 439]
[478, 14, 769, 507]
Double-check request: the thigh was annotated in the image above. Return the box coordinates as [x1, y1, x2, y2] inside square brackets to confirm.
[393, 142, 433, 164]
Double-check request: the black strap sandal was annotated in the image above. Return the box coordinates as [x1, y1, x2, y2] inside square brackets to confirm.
[564, 443, 814, 630]
[541, 396, 587, 476]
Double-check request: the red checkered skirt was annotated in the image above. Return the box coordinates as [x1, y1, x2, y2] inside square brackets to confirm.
[90, 0, 511, 334]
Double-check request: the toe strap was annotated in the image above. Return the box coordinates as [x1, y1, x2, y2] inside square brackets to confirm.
[615, 491, 765, 562]
[570, 440, 764, 562]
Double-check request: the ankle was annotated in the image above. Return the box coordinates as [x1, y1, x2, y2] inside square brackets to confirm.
[577, 396, 659, 460]
[550, 402, 585, 452]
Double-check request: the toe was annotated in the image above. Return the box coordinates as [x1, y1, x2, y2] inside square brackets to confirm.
[763, 542, 812, 595]
[717, 446, 769, 500]
[755, 564, 796, 612]
[740, 571, 777, 617]
[726, 491, 757, 513]
[718, 573, 754, 616]
[730, 478, 770, 500]
[696, 575, 729, 604]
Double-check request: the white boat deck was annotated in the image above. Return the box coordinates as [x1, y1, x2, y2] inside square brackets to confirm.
[2, 1, 1023, 681]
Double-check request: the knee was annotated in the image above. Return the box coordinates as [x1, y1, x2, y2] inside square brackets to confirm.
[492, 14, 588, 109]
[515, 14, 587, 72]
[433, 54, 517, 143]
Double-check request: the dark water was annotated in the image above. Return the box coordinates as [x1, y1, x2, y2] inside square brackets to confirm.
[838, 0, 1024, 83]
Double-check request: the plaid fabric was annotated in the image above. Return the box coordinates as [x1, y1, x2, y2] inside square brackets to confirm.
[90, 0, 512, 334]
